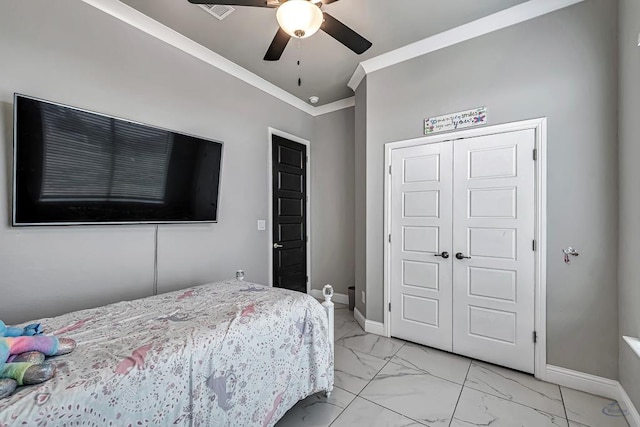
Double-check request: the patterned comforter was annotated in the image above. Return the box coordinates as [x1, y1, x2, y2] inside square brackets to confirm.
[0, 280, 333, 426]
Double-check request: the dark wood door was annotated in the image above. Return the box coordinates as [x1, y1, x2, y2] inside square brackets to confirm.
[272, 135, 307, 293]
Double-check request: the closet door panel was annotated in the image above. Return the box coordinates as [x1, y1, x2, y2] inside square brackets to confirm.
[451, 130, 536, 373]
[390, 142, 453, 351]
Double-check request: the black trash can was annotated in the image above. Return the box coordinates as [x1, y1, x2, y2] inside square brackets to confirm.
[348, 286, 355, 311]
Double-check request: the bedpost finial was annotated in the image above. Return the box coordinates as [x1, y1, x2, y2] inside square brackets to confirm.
[322, 284, 333, 302]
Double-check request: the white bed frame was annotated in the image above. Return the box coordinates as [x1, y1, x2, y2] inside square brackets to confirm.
[236, 272, 334, 398]
[321, 284, 334, 398]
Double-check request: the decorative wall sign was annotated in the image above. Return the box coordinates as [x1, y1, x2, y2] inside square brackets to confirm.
[424, 107, 487, 135]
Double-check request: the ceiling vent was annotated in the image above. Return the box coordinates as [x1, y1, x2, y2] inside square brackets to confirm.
[198, 4, 235, 20]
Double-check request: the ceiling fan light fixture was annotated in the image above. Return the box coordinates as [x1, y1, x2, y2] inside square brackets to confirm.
[276, 0, 323, 39]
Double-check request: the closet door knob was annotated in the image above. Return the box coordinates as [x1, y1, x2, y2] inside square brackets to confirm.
[434, 251, 449, 259]
[455, 252, 471, 260]
[273, 243, 284, 249]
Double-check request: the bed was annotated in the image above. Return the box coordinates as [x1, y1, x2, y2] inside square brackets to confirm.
[0, 279, 334, 426]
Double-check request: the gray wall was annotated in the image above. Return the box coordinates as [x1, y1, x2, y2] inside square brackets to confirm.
[310, 108, 355, 295]
[618, 0, 640, 409]
[0, 0, 314, 323]
[354, 78, 367, 315]
[362, 0, 619, 379]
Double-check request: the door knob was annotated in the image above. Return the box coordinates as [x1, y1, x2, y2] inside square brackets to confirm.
[455, 252, 471, 260]
[434, 251, 449, 259]
[273, 243, 283, 249]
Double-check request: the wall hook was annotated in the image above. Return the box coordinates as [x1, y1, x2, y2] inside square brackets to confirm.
[562, 247, 579, 264]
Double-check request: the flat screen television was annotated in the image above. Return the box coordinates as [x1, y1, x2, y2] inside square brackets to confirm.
[13, 94, 223, 226]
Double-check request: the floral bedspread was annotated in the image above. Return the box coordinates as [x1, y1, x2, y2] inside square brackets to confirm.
[0, 280, 333, 426]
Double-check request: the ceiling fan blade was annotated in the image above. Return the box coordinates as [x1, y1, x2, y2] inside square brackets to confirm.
[187, 0, 270, 6]
[321, 12, 372, 54]
[321, 0, 340, 4]
[264, 28, 291, 61]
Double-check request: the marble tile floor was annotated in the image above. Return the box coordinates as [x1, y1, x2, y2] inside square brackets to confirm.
[276, 304, 629, 427]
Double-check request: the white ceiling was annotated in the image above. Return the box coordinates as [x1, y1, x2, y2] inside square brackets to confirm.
[120, 0, 527, 106]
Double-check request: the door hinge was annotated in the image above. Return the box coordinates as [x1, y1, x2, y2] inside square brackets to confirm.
[389, 302, 391, 311]
[306, 235, 308, 243]
[306, 155, 308, 163]
[533, 148, 537, 161]
[532, 240, 536, 251]
[306, 275, 309, 283]
[388, 165, 392, 175]
[533, 331, 538, 343]
[388, 234, 391, 243]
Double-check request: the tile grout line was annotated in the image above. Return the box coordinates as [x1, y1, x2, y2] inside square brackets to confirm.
[389, 350, 472, 388]
[358, 351, 395, 397]
[559, 386, 571, 424]
[357, 394, 429, 426]
[448, 359, 473, 427]
[331, 310, 612, 427]
[353, 341, 466, 427]
[328, 324, 607, 427]
[326, 386, 351, 427]
[462, 361, 574, 422]
[331, 342, 406, 426]
[329, 321, 401, 427]
[327, 339, 362, 427]
[328, 319, 361, 427]
[466, 385, 571, 422]
[332, 325, 566, 427]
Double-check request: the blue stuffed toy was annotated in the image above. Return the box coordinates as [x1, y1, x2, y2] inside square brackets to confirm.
[0, 320, 42, 338]
[0, 320, 75, 399]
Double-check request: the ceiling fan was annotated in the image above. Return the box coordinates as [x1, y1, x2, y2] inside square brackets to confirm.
[187, 0, 372, 61]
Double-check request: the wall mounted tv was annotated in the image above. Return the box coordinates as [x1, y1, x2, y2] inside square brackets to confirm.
[13, 94, 223, 226]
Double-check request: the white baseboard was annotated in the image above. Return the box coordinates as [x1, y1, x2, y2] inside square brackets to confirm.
[545, 365, 619, 400]
[364, 319, 385, 336]
[544, 365, 639, 427]
[353, 307, 365, 330]
[347, 304, 640, 427]
[618, 382, 640, 427]
[310, 289, 349, 305]
[352, 307, 385, 336]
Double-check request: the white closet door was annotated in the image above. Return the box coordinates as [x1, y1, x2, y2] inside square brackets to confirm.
[451, 129, 536, 373]
[390, 142, 453, 351]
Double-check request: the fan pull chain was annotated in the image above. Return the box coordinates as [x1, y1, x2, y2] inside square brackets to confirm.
[297, 38, 302, 87]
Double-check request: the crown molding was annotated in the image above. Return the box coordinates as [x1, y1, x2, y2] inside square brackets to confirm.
[80, 0, 318, 115]
[81, 0, 583, 116]
[311, 97, 355, 116]
[347, 0, 584, 92]
[347, 63, 366, 92]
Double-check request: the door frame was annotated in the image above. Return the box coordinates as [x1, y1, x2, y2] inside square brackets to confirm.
[267, 127, 311, 294]
[383, 118, 547, 378]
